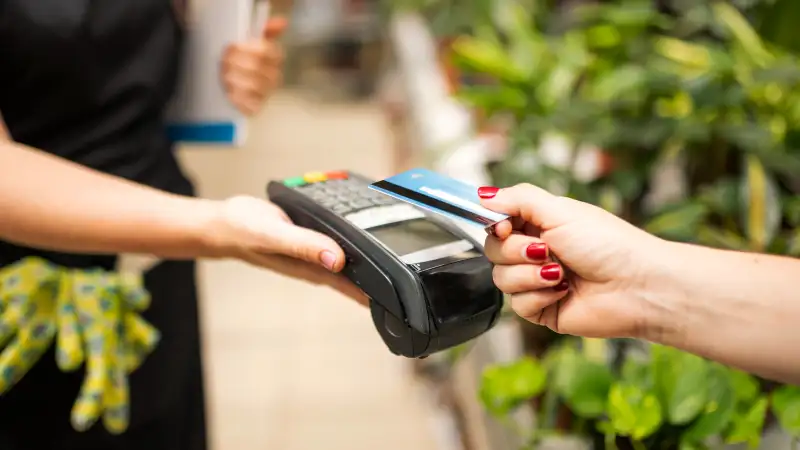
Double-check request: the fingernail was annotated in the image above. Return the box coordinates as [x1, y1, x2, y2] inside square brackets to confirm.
[525, 243, 547, 261]
[320, 251, 337, 271]
[478, 186, 499, 199]
[540, 263, 562, 281]
[553, 280, 570, 292]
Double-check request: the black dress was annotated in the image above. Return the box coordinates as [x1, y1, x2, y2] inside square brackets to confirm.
[0, 1, 207, 449]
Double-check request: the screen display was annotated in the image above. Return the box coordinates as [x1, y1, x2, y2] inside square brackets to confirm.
[366, 219, 458, 257]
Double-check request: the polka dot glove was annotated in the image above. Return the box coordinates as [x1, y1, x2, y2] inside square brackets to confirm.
[0, 257, 160, 434]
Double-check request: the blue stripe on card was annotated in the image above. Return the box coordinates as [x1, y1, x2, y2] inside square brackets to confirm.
[166, 122, 238, 144]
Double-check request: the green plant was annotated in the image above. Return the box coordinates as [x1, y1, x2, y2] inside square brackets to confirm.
[435, 0, 800, 448]
[480, 340, 800, 449]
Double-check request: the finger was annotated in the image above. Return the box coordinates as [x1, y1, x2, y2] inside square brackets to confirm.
[222, 45, 261, 74]
[241, 91, 274, 114]
[487, 219, 513, 240]
[229, 40, 284, 66]
[117, 273, 150, 312]
[103, 318, 129, 434]
[227, 92, 261, 116]
[223, 69, 281, 112]
[0, 290, 57, 394]
[223, 70, 270, 99]
[0, 337, 27, 394]
[245, 253, 368, 306]
[257, 223, 347, 272]
[262, 16, 289, 39]
[487, 215, 534, 240]
[484, 233, 549, 265]
[478, 183, 583, 229]
[71, 332, 108, 432]
[268, 202, 293, 223]
[13, 320, 56, 389]
[0, 258, 58, 389]
[0, 293, 29, 346]
[71, 274, 109, 432]
[56, 273, 84, 371]
[509, 287, 569, 325]
[0, 259, 44, 328]
[223, 50, 281, 84]
[538, 302, 562, 332]
[102, 357, 129, 435]
[0, 328, 41, 393]
[511, 216, 528, 230]
[123, 314, 160, 373]
[0, 257, 55, 297]
[492, 262, 564, 294]
[0, 294, 39, 393]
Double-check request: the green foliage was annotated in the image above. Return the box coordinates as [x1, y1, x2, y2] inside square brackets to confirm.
[551, 346, 614, 418]
[606, 382, 662, 441]
[448, 0, 800, 247]
[392, 0, 800, 447]
[479, 356, 547, 417]
[477, 342, 774, 449]
[771, 385, 800, 437]
[653, 346, 710, 426]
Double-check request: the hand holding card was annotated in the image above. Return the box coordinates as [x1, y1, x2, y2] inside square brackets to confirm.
[369, 168, 509, 228]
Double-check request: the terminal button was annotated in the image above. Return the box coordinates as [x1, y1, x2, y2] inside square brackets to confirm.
[326, 171, 349, 180]
[303, 172, 327, 183]
[283, 176, 307, 188]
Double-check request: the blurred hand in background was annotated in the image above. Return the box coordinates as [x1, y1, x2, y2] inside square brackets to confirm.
[221, 16, 289, 116]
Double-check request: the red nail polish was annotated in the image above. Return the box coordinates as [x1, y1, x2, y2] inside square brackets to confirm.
[526, 243, 547, 261]
[553, 280, 569, 292]
[540, 263, 561, 281]
[478, 186, 499, 199]
[486, 225, 497, 237]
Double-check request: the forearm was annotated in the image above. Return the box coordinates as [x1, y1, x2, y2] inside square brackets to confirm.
[0, 141, 221, 259]
[647, 241, 800, 383]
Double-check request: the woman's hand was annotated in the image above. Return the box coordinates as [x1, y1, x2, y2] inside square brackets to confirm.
[204, 196, 367, 305]
[477, 184, 672, 339]
[221, 17, 288, 116]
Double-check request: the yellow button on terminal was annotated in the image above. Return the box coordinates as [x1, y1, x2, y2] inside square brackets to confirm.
[303, 172, 327, 183]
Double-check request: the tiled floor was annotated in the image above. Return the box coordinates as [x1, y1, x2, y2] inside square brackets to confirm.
[176, 91, 440, 450]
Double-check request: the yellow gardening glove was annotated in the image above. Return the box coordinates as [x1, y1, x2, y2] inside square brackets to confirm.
[0, 258, 60, 392]
[56, 268, 161, 434]
[0, 257, 160, 434]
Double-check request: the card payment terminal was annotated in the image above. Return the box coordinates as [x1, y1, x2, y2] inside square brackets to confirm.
[267, 171, 503, 358]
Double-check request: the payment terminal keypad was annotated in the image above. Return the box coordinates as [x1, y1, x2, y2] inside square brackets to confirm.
[280, 171, 397, 216]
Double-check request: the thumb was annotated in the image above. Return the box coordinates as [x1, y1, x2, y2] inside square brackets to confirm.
[262, 16, 288, 40]
[478, 183, 582, 229]
[266, 222, 346, 272]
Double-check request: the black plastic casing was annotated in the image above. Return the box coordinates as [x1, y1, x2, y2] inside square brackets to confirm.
[266, 172, 503, 358]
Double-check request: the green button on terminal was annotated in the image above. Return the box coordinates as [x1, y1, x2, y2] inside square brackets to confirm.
[283, 176, 307, 188]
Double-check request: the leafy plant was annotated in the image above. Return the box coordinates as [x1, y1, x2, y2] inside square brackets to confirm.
[771, 386, 800, 448]
[480, 356, 548, 417]
[401, 0, 800, 448]
[479, 342, 778, 449]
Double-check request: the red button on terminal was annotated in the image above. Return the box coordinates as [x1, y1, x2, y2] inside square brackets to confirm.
[326, 171, 349, 180]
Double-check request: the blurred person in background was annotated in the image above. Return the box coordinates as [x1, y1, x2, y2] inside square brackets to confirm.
[478, 184, 800, 385]
[0, 3, 360, 450]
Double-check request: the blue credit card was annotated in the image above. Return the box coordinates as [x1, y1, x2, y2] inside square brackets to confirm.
[369, 168, 509, 228]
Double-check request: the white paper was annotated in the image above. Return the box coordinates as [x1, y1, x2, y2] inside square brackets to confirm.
[166, 0, 262, 146]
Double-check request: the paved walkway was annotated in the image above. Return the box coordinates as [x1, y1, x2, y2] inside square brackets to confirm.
[177, 91, 440, 450]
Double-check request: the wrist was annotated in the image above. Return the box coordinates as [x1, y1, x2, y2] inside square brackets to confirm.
[633, 239, 695, 346]
[165, 197, 230, 259]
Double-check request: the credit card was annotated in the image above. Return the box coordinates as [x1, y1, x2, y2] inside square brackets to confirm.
[369, 168, 509, 228]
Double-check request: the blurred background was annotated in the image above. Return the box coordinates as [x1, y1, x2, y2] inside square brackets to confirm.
[179, 0, 800, 449]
